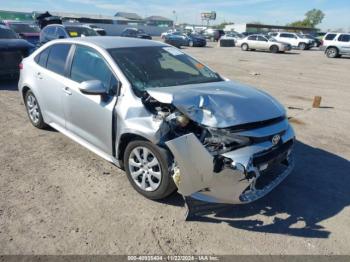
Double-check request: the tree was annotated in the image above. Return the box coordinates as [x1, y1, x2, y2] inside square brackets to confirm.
[305, 9, 325, 27]
[288, 9, 325, 28]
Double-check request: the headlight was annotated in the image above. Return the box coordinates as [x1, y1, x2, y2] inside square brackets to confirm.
[176, 114, 190, 127]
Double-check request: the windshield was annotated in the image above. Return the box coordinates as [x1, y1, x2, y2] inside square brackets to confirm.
[9, 23, 40, 33]
[65, 26, 98, 37]
[109, 46, 222, 93]
[0, 28, 18, 39]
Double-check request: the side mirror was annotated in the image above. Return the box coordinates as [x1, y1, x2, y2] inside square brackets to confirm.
[79, 80, 106, 95]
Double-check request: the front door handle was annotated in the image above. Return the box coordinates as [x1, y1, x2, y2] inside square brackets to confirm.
[63, 87, 72, 95]
[37, 72, 43, 79]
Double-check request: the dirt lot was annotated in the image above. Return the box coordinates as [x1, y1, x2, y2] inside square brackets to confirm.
[1, 42, 350, 255]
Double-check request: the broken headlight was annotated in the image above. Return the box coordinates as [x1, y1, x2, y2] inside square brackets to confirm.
[204, 127, 251, 154]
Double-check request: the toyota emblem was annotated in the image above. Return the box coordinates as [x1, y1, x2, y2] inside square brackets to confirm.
[272, 134, 281, 145]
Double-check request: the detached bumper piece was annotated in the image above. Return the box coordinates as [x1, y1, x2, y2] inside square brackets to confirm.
[166, 125, 295, 219]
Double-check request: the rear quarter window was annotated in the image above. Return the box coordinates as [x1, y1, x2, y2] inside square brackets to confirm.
[46, 44, 71, 76]
[34, 47, 51, 68]
[325, 34, 337, 40]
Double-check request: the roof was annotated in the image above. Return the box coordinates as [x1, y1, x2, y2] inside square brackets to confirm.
[145, 16, 172, 21]
[56, 36, 166, 49]
[114, 12, 142, 20]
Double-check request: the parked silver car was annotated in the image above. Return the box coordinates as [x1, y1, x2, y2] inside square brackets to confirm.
[322, 33, 350, 58]
[238, 34, 292, 53]
[18, 37, 295, 204]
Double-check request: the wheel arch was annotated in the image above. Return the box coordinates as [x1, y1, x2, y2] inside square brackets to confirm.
[326, 45, 339, 52]
[116, 132, 152, 169]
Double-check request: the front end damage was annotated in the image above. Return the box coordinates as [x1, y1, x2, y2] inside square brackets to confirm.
[166, 128, 294, 204]
[138, 81, 295, 205]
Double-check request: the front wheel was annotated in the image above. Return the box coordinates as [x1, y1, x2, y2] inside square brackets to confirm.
[298, 43, 307, 50]
[241, 43, 249, 51]
[124, 140, 176, 200]
[24, 90, 47, 129]
[189, 40, 193, 47]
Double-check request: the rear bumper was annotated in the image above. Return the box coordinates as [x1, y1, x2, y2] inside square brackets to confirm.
[166, 122, 295, 204]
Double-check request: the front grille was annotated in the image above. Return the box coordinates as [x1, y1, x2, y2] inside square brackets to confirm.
[253, 139, 293, 166]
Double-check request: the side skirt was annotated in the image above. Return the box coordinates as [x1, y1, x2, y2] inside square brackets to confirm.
[49, 122, 121, 168]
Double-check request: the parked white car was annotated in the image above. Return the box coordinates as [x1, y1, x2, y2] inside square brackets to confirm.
[322, 33, 350, 58]
[238, 34, 292, 53]
[221, 31, 243, 44]
[273, 32, 314, 50]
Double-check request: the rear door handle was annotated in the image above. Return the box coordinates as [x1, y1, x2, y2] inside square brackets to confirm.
[63, 87, 72, 95]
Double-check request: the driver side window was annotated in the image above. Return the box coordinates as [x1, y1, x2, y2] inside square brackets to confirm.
[70, 45, 117, 94]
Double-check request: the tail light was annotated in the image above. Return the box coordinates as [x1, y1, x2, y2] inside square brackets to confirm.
[19, 63, 23, 70]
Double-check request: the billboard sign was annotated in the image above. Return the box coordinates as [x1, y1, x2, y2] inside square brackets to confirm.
[201, 11, 216, 21]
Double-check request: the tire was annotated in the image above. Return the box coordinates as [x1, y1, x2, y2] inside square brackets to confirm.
[241, 43, 249, 51]
[124, 140, 176, 200]
[189, 40, 193, 47]
[24, 90, 47, 129]
[270, 45, 279, 53]
[298, 43, 307, 50]
[326, 47, 339, 58]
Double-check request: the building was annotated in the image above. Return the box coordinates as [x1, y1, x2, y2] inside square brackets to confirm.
[114, 12, 143, 24]
[145, 16, 173, 27]
[225, 23, 318, 34]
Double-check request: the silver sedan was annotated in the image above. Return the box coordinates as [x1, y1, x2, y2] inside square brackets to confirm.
[238, 34, 292, 53]
[18, 37, 295, 205]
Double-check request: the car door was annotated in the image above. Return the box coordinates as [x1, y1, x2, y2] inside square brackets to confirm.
[34, 43, 72, 127]
[256, 36, 269, 50]
[63, 44, 119, 156]
[338, 34, 350, 54]
[247, 35, 258, 48]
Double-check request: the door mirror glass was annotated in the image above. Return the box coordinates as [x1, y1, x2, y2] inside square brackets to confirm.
[79, 80, 106, 95]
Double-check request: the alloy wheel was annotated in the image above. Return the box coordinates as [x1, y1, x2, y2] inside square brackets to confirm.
[26, 94, 40, 124]
[128, 146, 162, 192]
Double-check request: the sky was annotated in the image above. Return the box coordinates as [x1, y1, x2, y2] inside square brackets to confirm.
[1, 0, 349, 30]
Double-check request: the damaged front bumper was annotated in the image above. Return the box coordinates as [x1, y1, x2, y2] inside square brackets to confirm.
[165, 123, 295, 204]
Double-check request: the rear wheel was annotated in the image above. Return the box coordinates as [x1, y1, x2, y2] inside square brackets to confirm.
[326, 47, 339, 58]
[124, 140, 176, 200]
[189, 40, 194, 47]
[241, 43, 249, 51]
[270, 45, 279, 53]
[24, 90, 47, 129]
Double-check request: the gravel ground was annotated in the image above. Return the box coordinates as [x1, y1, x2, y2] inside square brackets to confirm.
[0, 42, 349, 255]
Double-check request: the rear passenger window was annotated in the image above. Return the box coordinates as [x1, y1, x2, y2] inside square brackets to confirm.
[338, 34, 350, 42]
[70, 45, 114, 92]
[35, 47, 51, 68]
[46, 44, 71, 76]
[248, 36, 257, 40]
[325, 34, 336, 40]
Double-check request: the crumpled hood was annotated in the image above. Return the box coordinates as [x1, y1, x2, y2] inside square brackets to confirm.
[146, 80, 286, 128]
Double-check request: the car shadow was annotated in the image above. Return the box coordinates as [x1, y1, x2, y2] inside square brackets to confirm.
[166, 140, 350, 239]
[0, 79, 19, 91]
